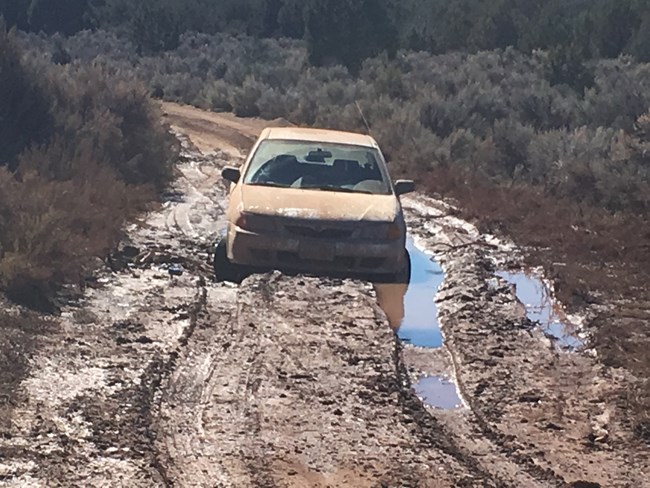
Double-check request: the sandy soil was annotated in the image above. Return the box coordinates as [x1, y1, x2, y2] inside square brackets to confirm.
[0, 102, 647, 488]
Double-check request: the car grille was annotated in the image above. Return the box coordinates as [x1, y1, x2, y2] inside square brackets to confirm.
[285, 225, 352, 239]
[360, 257, 386, 268]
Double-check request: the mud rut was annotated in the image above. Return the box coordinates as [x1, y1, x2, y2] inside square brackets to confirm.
[0, 105, 648, 488]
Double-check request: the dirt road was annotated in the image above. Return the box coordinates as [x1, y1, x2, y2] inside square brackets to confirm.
[0, 103, 647, 487]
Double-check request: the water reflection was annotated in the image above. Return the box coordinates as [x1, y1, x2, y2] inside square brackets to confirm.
[375, 237, 464, 411]
[375, 239, 445, 348]
[497, 271, 584, 350]
[414, 376, 463, 409]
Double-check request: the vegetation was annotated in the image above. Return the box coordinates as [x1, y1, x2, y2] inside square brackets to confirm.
[21, 30, 650, 215]
[2, 1, 650, 67]
[0, 25, 178, 309]
[2, 0, 650, 440]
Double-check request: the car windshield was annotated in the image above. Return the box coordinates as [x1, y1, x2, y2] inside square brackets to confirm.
[242, 139, 392, 195]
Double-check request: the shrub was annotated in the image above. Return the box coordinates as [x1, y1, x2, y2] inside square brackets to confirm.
[15, 30, 650, 215]
[0, 26, 178, 307]
[545, 44, 596, 94]
[256, 87, 298, 120]
[0, 161, 132, 305]
[196, 79, 233, 111]
[229, 76, 265, 117]
[0, 26, 52, 169]
[583, 58, 650, 130]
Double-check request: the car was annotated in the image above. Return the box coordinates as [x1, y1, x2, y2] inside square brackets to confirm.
[214, 127, 415, 283]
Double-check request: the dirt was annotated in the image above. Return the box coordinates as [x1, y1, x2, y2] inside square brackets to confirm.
[0, 102, 648, 487]
[401, 198, 650, 487]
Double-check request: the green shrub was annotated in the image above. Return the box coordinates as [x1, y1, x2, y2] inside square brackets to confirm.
[256, 87, 298, 120]
[197, 79, 233, 111]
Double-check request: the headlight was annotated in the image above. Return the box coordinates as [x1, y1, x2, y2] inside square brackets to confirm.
[386, 222, 402, 240]
[235, 212, 276, 232]
[360, 222, 402, 240]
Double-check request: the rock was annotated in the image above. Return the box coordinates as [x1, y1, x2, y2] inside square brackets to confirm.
[168, 264, 184, 276]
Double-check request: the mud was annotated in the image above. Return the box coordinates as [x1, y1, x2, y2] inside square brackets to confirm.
[156, 274, 494, 487]
[403, 195, 650, 487]
[496, 270, 584, 349]
[375, 237, 464, 412]
[414, 376, 463, 410]
[376, 239, 445, 348]
[1, 102, 648, 488]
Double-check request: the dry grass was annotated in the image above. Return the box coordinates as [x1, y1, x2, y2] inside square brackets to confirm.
[0, 160, 153, 310]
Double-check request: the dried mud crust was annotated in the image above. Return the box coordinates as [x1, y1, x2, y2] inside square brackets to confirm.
[0, 136, 229, 486]
[1, 104, 649, 488]
[156, 273, 499, 488]
[402, 195, 650, 488]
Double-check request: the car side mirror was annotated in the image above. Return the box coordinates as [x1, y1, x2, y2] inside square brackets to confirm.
[222, 166, 241, 184]
[394, 179, 415, 196]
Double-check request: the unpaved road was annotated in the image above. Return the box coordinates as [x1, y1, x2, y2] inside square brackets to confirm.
[0, 102, 648, 487]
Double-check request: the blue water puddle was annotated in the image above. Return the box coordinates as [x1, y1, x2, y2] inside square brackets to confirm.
[496, 271, 584, 350]
[374, 238, 445, 346]
[375, 237, 461, 409]
[414, 376, 463, 410]
[398, 239, 446, 347]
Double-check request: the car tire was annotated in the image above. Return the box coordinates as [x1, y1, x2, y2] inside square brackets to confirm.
[376, 249, 411, 284]
[394, 248, 412, 284]
[213, 238, 244, 283]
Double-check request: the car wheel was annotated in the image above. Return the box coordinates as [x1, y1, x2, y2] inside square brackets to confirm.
[376, 249, 411, 284]
[213, 238, 245, 283]
[394, 248, 412, 284]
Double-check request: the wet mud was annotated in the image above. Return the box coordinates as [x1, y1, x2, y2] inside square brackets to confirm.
[402, 195, 650, 487]
[1, 103, 648, 488]
[414, 376, 463, 410]
[496, 270, 584, 349]
[156, 274, 494, 487]
[375, 238, 463, 411]
[376, 239, 445, 347]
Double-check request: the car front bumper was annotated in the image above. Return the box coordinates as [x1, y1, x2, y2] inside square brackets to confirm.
[228, 227, 406, 276]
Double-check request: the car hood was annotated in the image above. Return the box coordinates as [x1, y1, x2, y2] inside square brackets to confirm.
[238, 184, 399, 222]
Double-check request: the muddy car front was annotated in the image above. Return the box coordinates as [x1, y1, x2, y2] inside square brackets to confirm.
[226, 185, 407, 277]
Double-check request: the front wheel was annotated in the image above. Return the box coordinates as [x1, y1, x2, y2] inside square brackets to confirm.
[376, 249, 411, 284]
[213, 238, 245, 283]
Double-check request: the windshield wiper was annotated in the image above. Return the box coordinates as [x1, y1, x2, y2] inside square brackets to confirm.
[304, 185, 373, 194]
[247, 181, 289, 188]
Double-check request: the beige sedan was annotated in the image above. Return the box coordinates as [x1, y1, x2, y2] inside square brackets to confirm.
[214, 127, 414, 282]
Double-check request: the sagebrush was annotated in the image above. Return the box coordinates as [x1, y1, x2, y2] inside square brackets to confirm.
[20, 30, 650, 214]
[0, 26, 178, 307]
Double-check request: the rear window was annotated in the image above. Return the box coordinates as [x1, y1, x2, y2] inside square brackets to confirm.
[242, 140, 391, 195]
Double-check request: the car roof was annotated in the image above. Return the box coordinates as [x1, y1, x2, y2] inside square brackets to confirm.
[260, 127, 379, 149]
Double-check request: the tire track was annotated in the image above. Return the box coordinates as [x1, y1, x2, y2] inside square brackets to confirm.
[151, 105, 648, 488]
[157, 272, 494, 487]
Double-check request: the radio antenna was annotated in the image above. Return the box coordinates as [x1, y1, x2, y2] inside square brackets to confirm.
[355, 101, 372, 135]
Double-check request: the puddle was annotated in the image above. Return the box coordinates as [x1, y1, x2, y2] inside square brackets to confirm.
[414, 376, 463, 409]
[375, 237, 463, 410]
[497, 271, 584, 349]
[375, 239, 445, 347]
